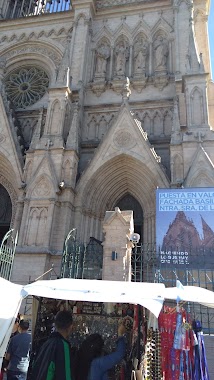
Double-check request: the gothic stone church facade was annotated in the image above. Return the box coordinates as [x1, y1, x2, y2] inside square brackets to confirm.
[0, 0, 213, 284]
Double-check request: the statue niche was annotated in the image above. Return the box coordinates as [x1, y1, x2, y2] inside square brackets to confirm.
[94, 42, 110, 81]
[133, 37, 149, 77]
[114, 40, 129, 78]
[153, 34, 169, 74]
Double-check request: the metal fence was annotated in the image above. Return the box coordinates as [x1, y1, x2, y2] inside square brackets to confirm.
[0, 229, 18, 280]
[60, 229, 103, 280]
[2, 0, 72, 19]
[60, 234, 214, 333]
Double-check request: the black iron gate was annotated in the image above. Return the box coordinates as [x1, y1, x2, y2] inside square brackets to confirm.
[60, 229, 103, 280]
[0, 229, 18, 280]
[60, 232, 214, 333]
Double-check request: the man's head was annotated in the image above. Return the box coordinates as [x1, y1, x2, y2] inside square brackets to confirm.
[19, 319, 30, 333]
[55, 311, 73, 339]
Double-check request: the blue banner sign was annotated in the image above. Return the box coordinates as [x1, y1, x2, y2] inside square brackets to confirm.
[156, 188, 214, 267]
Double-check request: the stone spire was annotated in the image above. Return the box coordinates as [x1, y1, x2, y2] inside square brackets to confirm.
[66, 102, 79, 152]
[56, 34, 72, 88]
[186, 16, 200, 74]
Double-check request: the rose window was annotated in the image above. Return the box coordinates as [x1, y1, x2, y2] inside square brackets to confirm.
[4, 67, 49, 109]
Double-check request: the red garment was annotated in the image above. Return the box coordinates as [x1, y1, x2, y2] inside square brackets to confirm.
[158, 307, 194, 380]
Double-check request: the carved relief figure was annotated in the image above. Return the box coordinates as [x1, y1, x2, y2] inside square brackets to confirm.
[115, 41, 129, 76]
[134, 38, 148, 74]
[153, 35, 169, 71]
[95, 43, 110, 77]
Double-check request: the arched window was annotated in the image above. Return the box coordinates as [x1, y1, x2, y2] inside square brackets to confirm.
[0, 185, 12, 241]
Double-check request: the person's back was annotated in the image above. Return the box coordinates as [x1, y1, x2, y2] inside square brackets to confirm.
[6, 320, 31, 380]
[31, 310, 74, 380]
[75, 322, 127, 380]
[88, 335, 126, 380]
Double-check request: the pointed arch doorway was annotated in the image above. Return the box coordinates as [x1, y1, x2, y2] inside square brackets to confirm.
[115, 193, 143, 241]
[0, 184, 12, 241]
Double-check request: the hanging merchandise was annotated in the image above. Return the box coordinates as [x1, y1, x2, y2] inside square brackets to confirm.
[144, 312, 162, 380]
[29, 297, 147, 380]
[158, 306, 194, 380]
[158, 306, 210, 380]
[192, 320, 210, 380]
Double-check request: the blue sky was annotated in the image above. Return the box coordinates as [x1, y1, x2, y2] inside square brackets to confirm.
[208, 0, 214, 78]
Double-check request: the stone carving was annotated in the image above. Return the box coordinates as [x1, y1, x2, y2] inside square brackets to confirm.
[2, 46, 62, 67]
[90, 81, 106, 97]
[121, 77, 131, 102]
[19, 118, 38, 148]
[134, 108, 173, 137]
[56, 35, 72, 87]
[85, 112, 117, 141]
[153, 35, 169, 72]
[153, 75, 169, 91]
[26, 207, 48, 246]
[0, 27, 72, 46]
[94, 43, 110, 79]
[114, 130, 134, 149]
[99, 116, 108, 140]
[96, 0, 146, 8]
[114, 41, 129, 77]
[32, 177, 51, 197]
[4, 66, 49, 109]
[134, 37, 148, 75]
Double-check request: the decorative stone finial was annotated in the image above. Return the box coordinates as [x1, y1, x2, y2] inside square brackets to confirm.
[121, 77, 131, 103]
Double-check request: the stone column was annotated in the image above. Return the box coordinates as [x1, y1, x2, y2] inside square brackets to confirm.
[102, 207, 134, 282]
[173, 5, 180, 74]
[109, 46, 114, 80]
[149, 43, 153, 75]
[18, 199, 30, 245]
[46, 199, 55, 248]
[129, 45, 133, 77]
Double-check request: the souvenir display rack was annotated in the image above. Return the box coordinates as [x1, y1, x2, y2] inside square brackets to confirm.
[30, 298, 146, 380]
[29, 296, 210, 380]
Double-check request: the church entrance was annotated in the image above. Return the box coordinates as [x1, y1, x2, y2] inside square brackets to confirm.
[0, 184, 12, 242]
[115, 194, 143, 241]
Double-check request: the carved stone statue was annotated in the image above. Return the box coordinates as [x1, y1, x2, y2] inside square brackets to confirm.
[134, 38, 148, 74]
[115, 41, 129, 76]
[153, 35, 169, 71]
[95, 43, 110, 78]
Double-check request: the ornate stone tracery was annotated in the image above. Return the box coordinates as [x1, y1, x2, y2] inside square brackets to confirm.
[4, 66, 49, 109]
[96, 0, 148, 8]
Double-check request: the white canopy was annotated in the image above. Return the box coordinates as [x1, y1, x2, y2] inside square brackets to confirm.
[0, 277, 165, 367]
[164, 280, 214, 309]
[2, 277, 214, 368]
[24, 278, 165, 318]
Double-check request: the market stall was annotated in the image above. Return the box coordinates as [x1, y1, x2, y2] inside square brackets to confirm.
[0, 277, 213, 379]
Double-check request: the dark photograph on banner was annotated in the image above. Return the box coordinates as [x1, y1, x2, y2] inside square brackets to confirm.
[156, 188, 214, 268]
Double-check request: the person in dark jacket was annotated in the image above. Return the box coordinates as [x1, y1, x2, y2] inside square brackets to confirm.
[75, 322, 127, 380]
[31, 310, 74, 380]
[6, 319, 31, 380]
